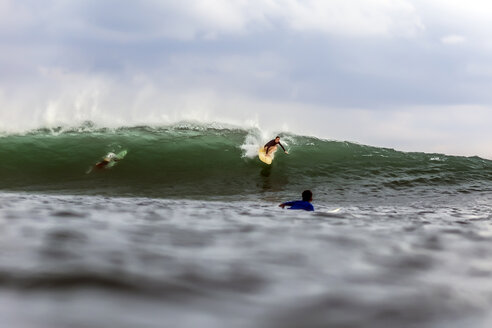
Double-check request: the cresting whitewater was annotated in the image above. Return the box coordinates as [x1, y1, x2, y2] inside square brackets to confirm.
[2, 122, 492, 328]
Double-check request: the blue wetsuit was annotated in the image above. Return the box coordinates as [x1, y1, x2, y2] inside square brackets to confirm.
[283, 200, 314, 211]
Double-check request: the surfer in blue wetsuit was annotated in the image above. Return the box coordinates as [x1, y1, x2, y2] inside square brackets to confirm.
[264, 136, 288, 156]
[279, 190, 314, 211]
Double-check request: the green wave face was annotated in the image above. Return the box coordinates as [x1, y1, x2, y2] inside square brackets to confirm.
[1, 124, 491, 203]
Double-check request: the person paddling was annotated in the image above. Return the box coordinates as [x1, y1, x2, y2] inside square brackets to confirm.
[264, 136, 288, 156]
[279, 190, 314, 211]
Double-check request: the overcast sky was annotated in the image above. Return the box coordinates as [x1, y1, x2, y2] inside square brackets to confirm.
[1, 0, 492, 157]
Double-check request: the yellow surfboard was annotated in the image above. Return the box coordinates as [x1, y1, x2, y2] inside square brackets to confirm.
[258, 147, 273, 165]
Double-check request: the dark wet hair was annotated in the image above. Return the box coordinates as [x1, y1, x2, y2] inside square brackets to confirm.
[275, 136, 280, 139]
[302, 190, 312, 201]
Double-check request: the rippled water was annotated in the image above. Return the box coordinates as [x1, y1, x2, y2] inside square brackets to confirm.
[1, 192, 492, 328]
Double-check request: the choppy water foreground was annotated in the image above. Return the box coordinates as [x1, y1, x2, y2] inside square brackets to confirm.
[2, 192, 492, 328]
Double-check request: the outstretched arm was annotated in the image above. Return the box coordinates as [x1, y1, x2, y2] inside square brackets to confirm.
[279, 201, 294, 209]
[278, 142, 288, 154]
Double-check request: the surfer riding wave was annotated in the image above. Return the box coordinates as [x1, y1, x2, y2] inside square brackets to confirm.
[94, 152, 119, 169]
[264, 136, 288, 156]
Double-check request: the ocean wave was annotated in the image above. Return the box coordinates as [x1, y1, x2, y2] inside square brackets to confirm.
[0, 122, 490, 200]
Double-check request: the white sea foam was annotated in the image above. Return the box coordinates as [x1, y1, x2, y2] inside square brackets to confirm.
[240, 128, 292, 159]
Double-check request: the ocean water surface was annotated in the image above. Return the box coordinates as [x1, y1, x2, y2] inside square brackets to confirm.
[1, 124, 492, 327]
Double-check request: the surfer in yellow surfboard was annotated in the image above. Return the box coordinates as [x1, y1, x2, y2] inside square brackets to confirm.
[264, 136, 288, 157]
